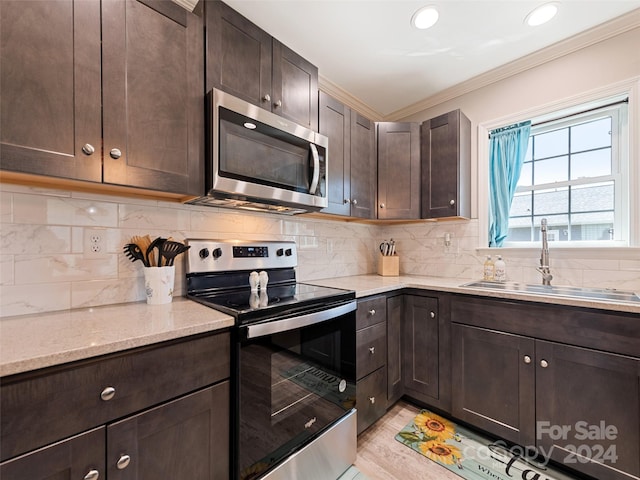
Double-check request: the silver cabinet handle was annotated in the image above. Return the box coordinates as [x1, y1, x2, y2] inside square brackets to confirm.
[109, 148, 122, 159]
[540, 359, 549, 368]
[100, 386, 116, 401]
[379, 203, 385, 208]
[262, 94, 271, 103]
[116, 454, 131, 470]
[84, 469, 100, 480]
[524, 355, 532, 364]
[368, 309, 376, 316]
[343, 198, 350, 204]
[430, 311, 435, 318]
[449, 199, 456, 206]
[351, 199, 358, 205]
[368, 396, 375, 404]
[82, 144, 95, 155]
[274, 99, 282, 108]
[369, 346, 375, 355]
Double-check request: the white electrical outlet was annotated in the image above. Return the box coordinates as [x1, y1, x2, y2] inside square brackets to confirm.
[84, 228, 107, 258]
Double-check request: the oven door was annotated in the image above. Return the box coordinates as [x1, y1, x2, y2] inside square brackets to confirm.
[235, 300, 356, 480]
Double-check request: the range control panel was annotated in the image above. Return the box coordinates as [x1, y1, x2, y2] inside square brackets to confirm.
[185, 239, 297, 274]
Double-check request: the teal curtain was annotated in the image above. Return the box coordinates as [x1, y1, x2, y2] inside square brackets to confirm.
[488, 121, 531, 247]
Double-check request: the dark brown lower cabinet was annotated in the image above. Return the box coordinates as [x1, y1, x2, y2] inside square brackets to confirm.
[1, 332, 230, 479]
[536, 341, 639, 480]
[402, 293, 451, 413]
[452, 321, 640, 480]
[108, 382, 229, 480]
[1, 383, 229, 480]
[451, 324, 536, 446]
[0, 427, 105, 480]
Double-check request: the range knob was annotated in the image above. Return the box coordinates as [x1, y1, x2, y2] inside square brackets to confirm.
[199, 248, 209, 259]
[285, 248, 293, 256]
[276, 248, 284, 257]
[212, 247, 223, 259]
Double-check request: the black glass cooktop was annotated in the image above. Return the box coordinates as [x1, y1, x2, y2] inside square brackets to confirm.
[188, 282, 355, 324]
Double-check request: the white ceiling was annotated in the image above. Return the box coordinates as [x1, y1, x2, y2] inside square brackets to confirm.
[223, 0, 640, 118]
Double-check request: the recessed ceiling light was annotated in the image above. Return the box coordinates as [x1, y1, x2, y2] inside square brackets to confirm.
[411, 6, 439, 30]
[525, 2, 559, 27]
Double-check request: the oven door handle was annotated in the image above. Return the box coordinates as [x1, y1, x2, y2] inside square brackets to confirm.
[245, 300, 357, 339]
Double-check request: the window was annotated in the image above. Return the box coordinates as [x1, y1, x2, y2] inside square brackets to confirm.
[505, 100, 628, 245]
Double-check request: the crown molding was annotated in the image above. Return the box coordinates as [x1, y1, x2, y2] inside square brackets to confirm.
[318, 75, 384, 121]
[384, 8, 640, 121]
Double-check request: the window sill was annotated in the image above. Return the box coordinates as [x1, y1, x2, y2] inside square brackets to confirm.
[476, 245, 640, 260]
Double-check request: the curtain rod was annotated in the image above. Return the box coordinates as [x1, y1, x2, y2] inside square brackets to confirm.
[488, 97, 629, 139]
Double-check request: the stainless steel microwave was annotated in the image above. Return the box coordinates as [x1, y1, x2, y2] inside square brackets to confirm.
[187, 89, 328, 214]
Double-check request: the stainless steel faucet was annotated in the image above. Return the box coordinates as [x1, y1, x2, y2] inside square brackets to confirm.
[537, 218, 553, 285]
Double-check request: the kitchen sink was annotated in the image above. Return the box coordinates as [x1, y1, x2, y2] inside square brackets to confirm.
[461, 280, 640, 303]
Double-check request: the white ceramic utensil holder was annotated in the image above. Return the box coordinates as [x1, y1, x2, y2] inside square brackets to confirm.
[144, 266, 175, 305]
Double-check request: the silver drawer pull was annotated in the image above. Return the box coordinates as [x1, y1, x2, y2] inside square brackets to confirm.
[368, 396, 375, 404]
[368, 309, 376, 316]
[540, 359, 549, 368]
[84, 469, 100, 480]
[100, 386, 116, 401]
[369, 346, 375, 355]
[109, 148, 122, 159]
[524, 355, 532, 364]
[116, 454, 131, 470]
[429, 311, 435, 318]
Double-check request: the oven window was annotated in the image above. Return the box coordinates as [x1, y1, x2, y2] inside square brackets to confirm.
[219, 107, 321, 193]
[238, 314, 355, 480]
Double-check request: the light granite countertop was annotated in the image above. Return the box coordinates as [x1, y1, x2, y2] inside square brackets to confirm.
[2, 275, 638, 378]
[0, 298, 234, 377]
[306, 274, 640, 314]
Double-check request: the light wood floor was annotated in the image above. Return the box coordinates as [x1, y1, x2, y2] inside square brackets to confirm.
[354, 400, 461, 480]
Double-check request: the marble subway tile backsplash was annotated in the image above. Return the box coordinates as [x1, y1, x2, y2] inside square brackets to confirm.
[1, 182, 638, 318]
[0, 183, 377, 317]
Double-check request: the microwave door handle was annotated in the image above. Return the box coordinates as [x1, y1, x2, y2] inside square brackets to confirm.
[309, 143, 320, 194]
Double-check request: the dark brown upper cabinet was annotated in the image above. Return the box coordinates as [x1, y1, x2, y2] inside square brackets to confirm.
[0, 0, 204, 196]
[377, 122, 420, 219]
[421, 109, 471, 219]
[318, 92, 376, 219]
[206, 1, 318, 131]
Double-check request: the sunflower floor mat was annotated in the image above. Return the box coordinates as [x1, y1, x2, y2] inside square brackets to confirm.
[395, 410, 579, 480]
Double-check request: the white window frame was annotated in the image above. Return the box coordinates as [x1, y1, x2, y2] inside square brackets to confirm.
[477, 78, 640, 255]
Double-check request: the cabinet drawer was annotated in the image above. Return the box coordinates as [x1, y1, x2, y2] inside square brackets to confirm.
[356, 322, 387, 380]
[356, 367, 387, 434]
[1, 332, 230, 461]
[356, 296, 387, 329]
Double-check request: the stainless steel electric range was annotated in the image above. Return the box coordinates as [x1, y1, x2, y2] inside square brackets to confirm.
[185, 239, 357, 480]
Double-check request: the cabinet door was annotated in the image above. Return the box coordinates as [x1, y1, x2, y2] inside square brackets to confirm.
[272, 40, 318, 131]
[451, 324, 536, 446]
[319, 92, 351, 215]
[377, 122, 420, 219]
[536, 341, 640, 480]
[107, 382, 230, 480]
[0, 427, 104, 480]
[420, 110, 471, 218]
[349, 112, 376, 219]
[205, 0, 272, 108]
[102, 0, 204, 195]
[0, 0, 102, 181]
[386, 295, 404, 406]
[402, 295, 440, 401]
